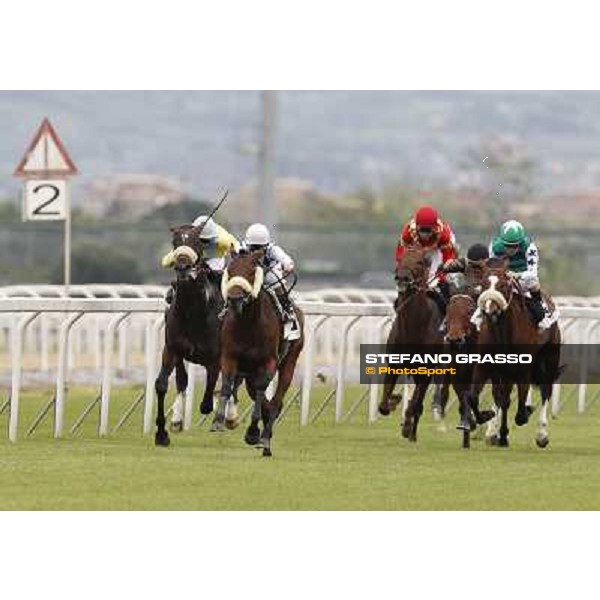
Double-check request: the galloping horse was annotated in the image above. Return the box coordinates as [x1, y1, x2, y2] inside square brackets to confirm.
[468, 259, 562, 448]
[444, 293, 496, 448]
[154, 225, 224, 447]
[213, 250, 304, 457]
[378, 247, 446, 442]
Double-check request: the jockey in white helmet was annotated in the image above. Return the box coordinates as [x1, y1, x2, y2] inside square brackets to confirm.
[162, 215, 240, 272]
[241, 223, 297, 326]
[161, 215, 240, 305]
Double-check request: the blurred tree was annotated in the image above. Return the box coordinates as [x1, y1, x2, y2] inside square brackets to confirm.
[51, 242, 143, 284]
[141, 199, 212, 225]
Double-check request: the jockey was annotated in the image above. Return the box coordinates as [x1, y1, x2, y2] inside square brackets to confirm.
[442, 243, 489, 295]
[489, 219, 545, 323]
[395, 205, 458, 304]
[241, 223, 297, 327]
[162, 215, 239, 303]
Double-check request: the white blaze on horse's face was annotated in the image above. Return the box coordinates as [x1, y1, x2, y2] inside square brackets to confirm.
[477, 274, 508, 315]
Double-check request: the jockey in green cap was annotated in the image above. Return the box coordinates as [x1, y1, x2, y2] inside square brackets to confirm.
[489, 219, 545, 324]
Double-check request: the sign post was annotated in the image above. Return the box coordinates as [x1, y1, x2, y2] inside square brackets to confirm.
[14, 118, 78, 293]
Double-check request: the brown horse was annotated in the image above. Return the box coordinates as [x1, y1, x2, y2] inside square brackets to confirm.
[445, 294, 496, 448]
[154, 225, 224, 447]
[469, 260, 562, 448]
[212, 250, 304, 457]
[378, 247, 446, 442]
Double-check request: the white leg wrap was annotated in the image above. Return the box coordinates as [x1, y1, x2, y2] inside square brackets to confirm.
[225, 396, 238, 421]
[171, 392, 185, 424]
[485, 405, 500, 438]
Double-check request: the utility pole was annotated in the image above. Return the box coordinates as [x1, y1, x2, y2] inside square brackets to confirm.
[258, 91, 277, 230]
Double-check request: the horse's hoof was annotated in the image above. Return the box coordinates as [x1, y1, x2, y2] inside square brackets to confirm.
[432, 406, 443, 422]
[378, 404, 391, 417]
[389, 393, 402, 411]
[486, 434, 499, 446]
[244, 428, 260, 446]
[210, 419, 226, 433]
[225, 418, 240, 430]
[515, 410, 530, 426]
[476, 410, 495, 425]
[536, 434, 549, 448]
[498, 437, 510, 448]
[401, 422, 411, 439]
[170, 421, 183, 433]
[154, 432, 170, 447]
[262, 447, 273, 457]
[200, 401, 213, 415]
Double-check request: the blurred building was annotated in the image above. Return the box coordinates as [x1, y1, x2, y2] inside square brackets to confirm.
[81, 174, 189, 217]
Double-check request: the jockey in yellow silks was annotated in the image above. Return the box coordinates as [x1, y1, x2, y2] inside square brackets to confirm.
[161, 216, 240, 271]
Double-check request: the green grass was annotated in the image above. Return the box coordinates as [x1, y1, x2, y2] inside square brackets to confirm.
[1, 384, 600, 510]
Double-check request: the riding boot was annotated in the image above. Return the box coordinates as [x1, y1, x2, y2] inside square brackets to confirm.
[438, 280, 451, 304]
[277, 290, 296, 328]
[165, 286, 175, 305]
[528, 289, 546, 324]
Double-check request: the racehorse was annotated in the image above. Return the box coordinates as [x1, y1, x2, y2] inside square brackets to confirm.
[378, 247, 446, 442]
[444, 293, 496, 448]
[154, 225, 225, 447]
[468, 259, 562, 448]
[213, 250, 304, 457]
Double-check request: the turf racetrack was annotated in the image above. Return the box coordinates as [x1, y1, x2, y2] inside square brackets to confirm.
[1, 384, 599, 510]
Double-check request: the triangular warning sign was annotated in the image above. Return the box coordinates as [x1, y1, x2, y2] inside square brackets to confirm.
[14, 118, 78, 178]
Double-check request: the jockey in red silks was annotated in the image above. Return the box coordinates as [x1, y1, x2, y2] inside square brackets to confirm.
[395, 205, 458, 306]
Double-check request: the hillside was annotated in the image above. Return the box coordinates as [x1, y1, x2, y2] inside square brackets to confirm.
[1, 91, 600, 201]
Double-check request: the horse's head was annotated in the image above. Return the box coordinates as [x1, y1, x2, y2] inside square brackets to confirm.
[221, 250, 264, 315]
[395, 248, 431, 295]
[445, 294, 476, 345]
[477, 257, 512, 323]
[169, 225, 204, 281]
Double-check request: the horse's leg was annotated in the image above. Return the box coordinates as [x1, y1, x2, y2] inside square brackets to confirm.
[536, 384, 551, 448]
[210, 358, 235, 433]
[439, 381, 450, 417]
[432, 381, 449, 421]
[170, 359, 188, 432]
[200, 360, 219, 415]
[402, 380, 428, 442]
[455, 382, 473, 448]
[484, 382, 502, 445]
[515, 382, 532, 426]
[225, 373, 244, 430]
[378, 371, 399, 416]
[498, 384, 511, 447]
[258, 359, 278, 457]
[535, 340, 560, 448]
[154, 348, 177, 446]
[244, 375, 263, 446]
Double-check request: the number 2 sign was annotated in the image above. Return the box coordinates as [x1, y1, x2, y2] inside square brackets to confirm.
[23, 179, 68, 221]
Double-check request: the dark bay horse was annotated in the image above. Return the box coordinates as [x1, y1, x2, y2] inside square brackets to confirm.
[468, 260, 562, 448]
[378, 247, 446, 442]
[213, 250, 304, 457]
[444, 294, 496, 448]
[154, 225, 224, 447]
